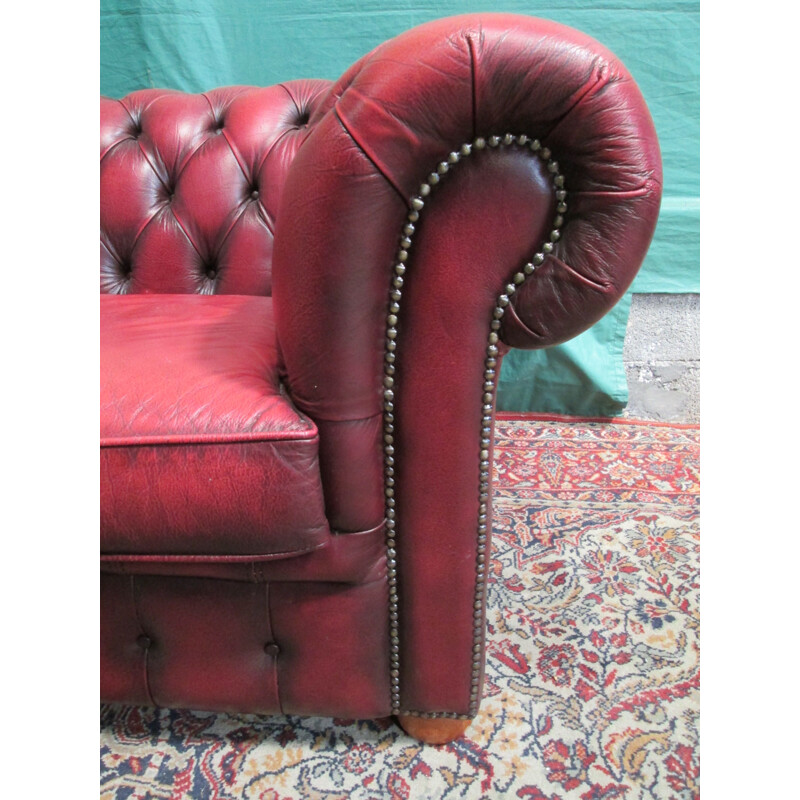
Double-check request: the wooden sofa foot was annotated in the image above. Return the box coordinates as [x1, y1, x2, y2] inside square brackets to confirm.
[397, 715, 471, 744]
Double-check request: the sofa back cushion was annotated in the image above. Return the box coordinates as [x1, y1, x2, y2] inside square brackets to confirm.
[100, 80, 331, 296]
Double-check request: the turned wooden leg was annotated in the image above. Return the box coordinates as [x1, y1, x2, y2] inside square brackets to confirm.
[396, 715, 472, 744]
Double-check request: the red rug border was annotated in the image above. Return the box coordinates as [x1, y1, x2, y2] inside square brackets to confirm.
[495, 411, 700, 430]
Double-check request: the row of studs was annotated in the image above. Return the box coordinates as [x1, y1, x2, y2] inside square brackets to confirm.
[384, 133, 567, 717]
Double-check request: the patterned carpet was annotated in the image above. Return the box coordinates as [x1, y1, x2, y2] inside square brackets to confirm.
[101, 415, 700, 800]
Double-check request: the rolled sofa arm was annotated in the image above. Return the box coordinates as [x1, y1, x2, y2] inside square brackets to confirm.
[273, 13, 661, 719]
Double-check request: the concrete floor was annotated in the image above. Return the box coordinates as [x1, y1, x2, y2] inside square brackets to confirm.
[622, 294, 699, 424]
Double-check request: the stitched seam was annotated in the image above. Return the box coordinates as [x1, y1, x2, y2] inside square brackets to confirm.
[290, 410, 383, 425]
[101, 540, 329, 563]
[99, 427, 319, 447]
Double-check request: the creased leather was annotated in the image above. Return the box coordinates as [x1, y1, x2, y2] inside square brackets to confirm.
[101, 13, 661, 720]
[100, 294, 330, 558]
[273, 14, 661, 714]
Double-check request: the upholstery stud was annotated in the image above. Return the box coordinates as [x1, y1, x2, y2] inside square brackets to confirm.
[383, 132, 568, 718]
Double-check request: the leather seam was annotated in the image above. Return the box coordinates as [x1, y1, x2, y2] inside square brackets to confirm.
[293, 410, 383, 425]
[332, 109, 407, 205]
[101, 539, 329, 564]
[100, 429, 318, 447]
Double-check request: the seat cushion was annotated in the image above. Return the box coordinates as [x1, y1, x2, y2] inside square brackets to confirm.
[100, 294, 331, 561]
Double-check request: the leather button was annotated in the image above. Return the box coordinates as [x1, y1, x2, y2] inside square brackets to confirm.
[136, 634, 151, 650]
[264, 643, 280, 657]
[250, 190, 259, 200]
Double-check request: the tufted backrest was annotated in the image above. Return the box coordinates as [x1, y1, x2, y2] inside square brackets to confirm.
[100, 80, 332, 296]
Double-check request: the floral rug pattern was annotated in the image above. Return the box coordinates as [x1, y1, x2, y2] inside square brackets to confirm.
[101, 417, 699, 799]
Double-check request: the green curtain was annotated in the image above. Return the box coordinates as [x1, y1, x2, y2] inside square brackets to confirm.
[101, 0, 699, 415]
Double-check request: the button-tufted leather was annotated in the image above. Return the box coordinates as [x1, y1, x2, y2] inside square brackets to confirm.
[272, 13, 661, 716]
[100, 80, 331, 296]
[100, 14, 661, 730]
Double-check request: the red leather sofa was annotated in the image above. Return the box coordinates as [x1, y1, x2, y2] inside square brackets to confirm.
[100, 13, 661, 744]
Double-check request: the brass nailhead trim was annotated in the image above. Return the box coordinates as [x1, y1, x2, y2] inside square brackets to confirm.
[385, 133, 566, 717]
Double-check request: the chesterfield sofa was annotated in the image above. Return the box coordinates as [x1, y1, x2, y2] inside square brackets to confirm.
[100, 13, 661, 744]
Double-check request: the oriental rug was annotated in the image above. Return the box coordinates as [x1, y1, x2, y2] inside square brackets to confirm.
[101, 415, 700, 800]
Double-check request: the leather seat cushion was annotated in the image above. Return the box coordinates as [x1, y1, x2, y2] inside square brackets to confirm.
[100, 294, 330, 561]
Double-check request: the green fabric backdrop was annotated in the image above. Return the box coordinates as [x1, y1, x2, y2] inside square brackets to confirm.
[101, 0, 699, 416]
